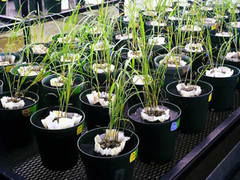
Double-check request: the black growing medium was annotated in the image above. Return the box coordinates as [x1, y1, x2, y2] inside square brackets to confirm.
[12, 91, 240, 179]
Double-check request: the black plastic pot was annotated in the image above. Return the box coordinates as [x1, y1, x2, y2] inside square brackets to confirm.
[203, 21, 218, 35]
[167, 17, 186, 31]
[173, 1, 191, 11]
[210, 32, 234, 50]
[183, 47, 207, 71]
[141, 10, 158, 22]
[154, 54, 190, 87]
[117, 16, 131, 30]
[230, 21, 240, 38]
[47, 51, 84, 70]
[22, 43, 50, 63]
[200, 7, 214, 18]
[198, 64, 240, 111]
[147, 35, 168, 57]
[10, 63, 46, 94]
[224, 55, 240, 89]
[0, 1, 6, 15]
[226, 9, 240, 20]
[51, 33, 82, 49]
[126, 70, 159, 108]
[128, 102, 181, 162]
[13, 0, 29, 16]
[93, 47, 114, 61]
[166, 80, 213, 133]
[77, 127, 139, 180]
[30, 106, 85, 170]
[29, 0, 43, 12]
[0, 91, 39, 149]
[13, 0, 20, 11]
[44, 0, 61, 13]
[113, 32, 132, 53]
[0, 52, 21, 92]
[41, 73, 85, 108]
[120, 50, 142, 63]
[145, 21, 168, 35]
[79, 87, 110, 130]
[83, 61, 121, 86]
[180, 27, 202, 41]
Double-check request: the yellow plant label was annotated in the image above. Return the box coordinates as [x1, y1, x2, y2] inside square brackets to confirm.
[5, 65, 14, 73]
[130, 148, 138, 163]
[208, 93, 212, 102]
[77, 123, 84, 135]
[211, 24, 217, 30]
[2, 0, 7, 2]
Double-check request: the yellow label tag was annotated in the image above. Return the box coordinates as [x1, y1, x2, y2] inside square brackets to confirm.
[77, 123, 84, 135]
[2, 0, 7, 2]
[5, 65, 14, 73]
[211, 24, 217, 30]
[130, 149, 138, 163]
[208, 93, 212, 102]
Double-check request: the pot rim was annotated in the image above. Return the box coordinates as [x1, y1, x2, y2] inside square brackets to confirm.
[30, 105, 85, 132]
[0, 91, 39, 111]
[83, 60, 122, 72]
[10, 62, 44, 78]
[127, 101, 181, 125]
[0, 52, 22, 68]
[154, 54, 190, 70]
[77, 127, 139, 160]
[197, 64, 240, 79]
[28, 42, 50, 55]
[79, 86, 110, 109]
[166, 79, 213, 99]
[41, 73, 85, 90]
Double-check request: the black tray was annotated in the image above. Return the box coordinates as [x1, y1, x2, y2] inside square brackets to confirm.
[0, 15, 21, 32]
[2, 91, 237, 180]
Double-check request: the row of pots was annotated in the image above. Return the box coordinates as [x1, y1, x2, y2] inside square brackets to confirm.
[0, 64, 238, 180]
[0, 2, 239, 180]
[0, 55, 239, 180]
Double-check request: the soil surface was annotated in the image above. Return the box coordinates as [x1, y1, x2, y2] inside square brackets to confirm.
[99, 138, 121, 149]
